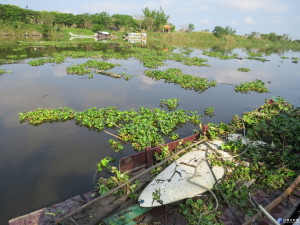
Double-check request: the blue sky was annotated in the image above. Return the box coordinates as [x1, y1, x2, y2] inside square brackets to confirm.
[2, 0, 300, 40]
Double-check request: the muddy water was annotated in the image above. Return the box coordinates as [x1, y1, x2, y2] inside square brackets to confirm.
[0, 42, 299, 224]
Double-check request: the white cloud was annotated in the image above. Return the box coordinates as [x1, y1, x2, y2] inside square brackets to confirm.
[244, 17, 256, 24]
[220, 0, 289, 13]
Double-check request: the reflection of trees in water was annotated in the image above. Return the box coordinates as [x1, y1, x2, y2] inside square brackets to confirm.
[210, 45, 233, 55]
[0, 42, 126, 61]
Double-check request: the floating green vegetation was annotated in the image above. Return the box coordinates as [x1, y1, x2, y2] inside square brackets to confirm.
[59, 50, 102, 59]
[0, 68, 11, 75]
[132, 48, 168, 68]
[280, 56, 289, 59]
[246, 51, 268, 62]
[237, 67, 250, 72]
[179, 47, 194, 56]
[23, 46, 215, 71]
[19, 104, 201, 151]
[291, 57, 299, 64]
[171, 53, 210, 66]
[246, 56, 268, 62]
[121, 73, 134, 81]
[85, 59, 116, 70]
[28, 55, 66, 66]
[66, 60, 116, 77]
[18, 107, 76, 124]
[235, 79, 268, 93]
[145, 68, 216, 93]
[202, 51, 239, 60]
[160, 98, 179, 110]
[247, 51, 264, 57]
[66, 64, 92, 75]
[204, 107, 215, 117]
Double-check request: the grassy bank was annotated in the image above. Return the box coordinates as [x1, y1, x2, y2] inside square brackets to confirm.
[1, 21, 300, 50]
[148, 31, 300, 51]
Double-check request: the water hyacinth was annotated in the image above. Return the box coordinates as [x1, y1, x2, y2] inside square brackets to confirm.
[235, 79, 269, 93]
[66, 60, 116, 76]
[202, 51, 240, 60]
[237, 67, 250, 72]
[19, 104, 201, 151]
[145, 68, 216, 93]
[28, 55, 66, 66]
[0, 68, 11, 75]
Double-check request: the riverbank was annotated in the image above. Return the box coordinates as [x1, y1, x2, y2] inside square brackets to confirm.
[1, 24, 300, 51]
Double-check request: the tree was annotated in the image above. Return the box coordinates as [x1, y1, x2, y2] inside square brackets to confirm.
[76, 14, 93, 29]
[142, 7, 156, 31]
[0, 4, 38, 24]
[268, 32, 277, 41]
[142, 7, 169, 31]
[134, 14, 144, 30]
[224, 26, 236, 35]
[92, 24, 103, 32]
[188, 23, 195, 32]
[212, 26, 236, 37]
[154, 7, 169, 31]
[91, 12, 112, 29]
[212, 26, 225, 37]
[54, 13, 78, 27]
[112, 14, 137, 31]
[39, 11, 55, 26]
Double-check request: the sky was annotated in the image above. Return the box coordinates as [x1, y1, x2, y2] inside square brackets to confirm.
[2, 0, 300, 40]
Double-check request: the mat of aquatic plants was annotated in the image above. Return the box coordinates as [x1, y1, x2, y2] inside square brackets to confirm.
[0, 41, 300, 225]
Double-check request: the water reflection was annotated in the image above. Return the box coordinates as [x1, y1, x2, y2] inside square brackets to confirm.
[0, 42, 300, 224]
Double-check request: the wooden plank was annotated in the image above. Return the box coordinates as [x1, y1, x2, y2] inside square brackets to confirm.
[119, 133, 200, 173]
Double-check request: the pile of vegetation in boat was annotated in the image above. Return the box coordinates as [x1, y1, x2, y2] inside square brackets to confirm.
[177, 97, 299, 224]
[18, 97, 299, 224]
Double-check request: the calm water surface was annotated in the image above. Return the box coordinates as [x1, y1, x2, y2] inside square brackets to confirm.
[0, 41, 299, 224]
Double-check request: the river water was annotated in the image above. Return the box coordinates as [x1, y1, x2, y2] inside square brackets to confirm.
[0, 40, 299, 224]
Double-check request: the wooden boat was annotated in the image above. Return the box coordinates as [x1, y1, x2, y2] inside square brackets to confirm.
[119, 125, 209, 174]
[9, 133, 300, 224]
[68, 32, 95, 39]
[69, 31, 112, 41]
[95, 31, 111, 40]
[122, 32, 147, 40]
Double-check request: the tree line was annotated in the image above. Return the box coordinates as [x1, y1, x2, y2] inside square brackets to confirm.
[0, 4, 298, 43]
[0, 4, 171, 34]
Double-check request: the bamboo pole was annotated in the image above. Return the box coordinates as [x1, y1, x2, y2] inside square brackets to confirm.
[242, 174, 300, 225]
[55, 137, 207, 224]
